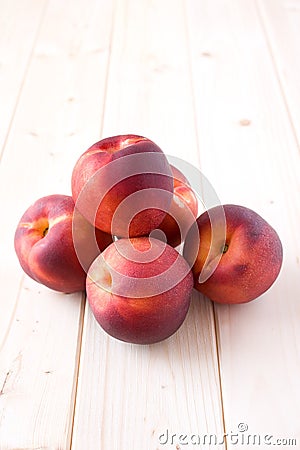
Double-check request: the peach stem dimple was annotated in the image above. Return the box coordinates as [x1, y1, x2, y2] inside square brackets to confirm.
[34, 217, 49, 238]
[222, 243, 229, 254]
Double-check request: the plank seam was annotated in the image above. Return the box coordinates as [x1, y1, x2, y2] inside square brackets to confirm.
[212, 303, 228, 450]
[0, 275, 24, 353]
[99, 0, 117, 139]
[68, 294, 87, 450]
[69, 1, 116, 447]
[255, 0, 300, 153]
[182, 0, 202, 172]
[0, 0, 50, 164]
[183, 1, 227, 445]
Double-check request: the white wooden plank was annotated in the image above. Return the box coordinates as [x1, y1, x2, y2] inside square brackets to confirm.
[100, 0, 200, 168]
[0, 280, 85, 450]
[73, 295, 223, 450]
[257, 0, 300, 145]
[0, 0, 48, 158]
[0, 0, 113, 447]
[186, 0, 300, 445]
[71, 1, 225, 449]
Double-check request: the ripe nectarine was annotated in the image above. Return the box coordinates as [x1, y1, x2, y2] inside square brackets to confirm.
[14, 195, 112, 293]
[86, 237, 193, 344]
[151, 165, 198, 247]
[71, 135, 174, 237]
[183, 204, 283, 304]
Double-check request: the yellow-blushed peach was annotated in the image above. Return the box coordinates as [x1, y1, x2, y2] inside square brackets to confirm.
[71, 135, 173, 238]
[14, 195, 112, 293]
[86, 237, 193, 344]
[183, 204, 283, 304]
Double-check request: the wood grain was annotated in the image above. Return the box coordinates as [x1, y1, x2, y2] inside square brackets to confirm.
[257, 0, 300, 146]
[0, 0, 48, 159]
[71, 1, 225, 449]
[0, 0, 113, 448]
[186, 0, 300, 445]
[1, 0, 300, 448]
[72, 295, 224, 450]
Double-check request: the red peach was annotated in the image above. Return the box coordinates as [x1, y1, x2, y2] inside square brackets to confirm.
[183, 204, 283, 304]
[86, 237, 193, 344]
[71, 135, 174, 238]
[14, 195, 112, 293]
[151, 165, 198, 247]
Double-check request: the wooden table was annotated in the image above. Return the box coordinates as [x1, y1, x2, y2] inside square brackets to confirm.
[1, 0, 299, 448]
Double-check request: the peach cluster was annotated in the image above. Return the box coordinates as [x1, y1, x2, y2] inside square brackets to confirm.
[14, 134, 283, 344]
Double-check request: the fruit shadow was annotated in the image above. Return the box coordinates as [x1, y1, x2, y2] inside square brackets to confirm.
[86, 293, 222, 438]
[100, 288, 220, 389]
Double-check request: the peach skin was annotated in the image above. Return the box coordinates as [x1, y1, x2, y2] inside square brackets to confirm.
[86, 237, 193, 344]
[152, 164, 198, 247]
[14, 195, 112, 293]
[71, 134, 173, 238]
[183, 204, 283, 304]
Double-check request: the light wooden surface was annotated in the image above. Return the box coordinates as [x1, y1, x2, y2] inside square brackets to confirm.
[0, 1, 299, 449]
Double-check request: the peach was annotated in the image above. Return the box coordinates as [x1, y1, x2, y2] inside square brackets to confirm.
[183, 204, 283, 304]
[14, 195, 112, 293]
[86, 237, 193, 344]
[71, 134, 174, 238]
[151, 165, 198, 247]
